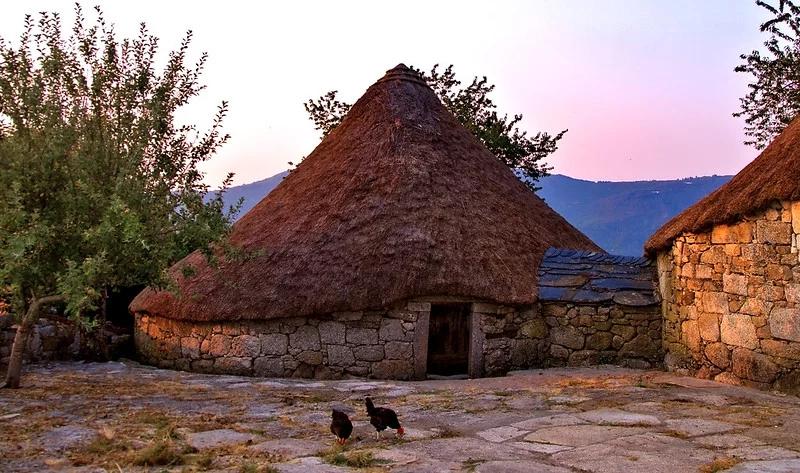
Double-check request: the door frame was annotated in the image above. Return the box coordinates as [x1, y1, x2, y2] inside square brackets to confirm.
[412, 300, 484, 379]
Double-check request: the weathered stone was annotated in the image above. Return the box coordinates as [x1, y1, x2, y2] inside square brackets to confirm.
[230, 335, 260, 357]
[761, 339, 800, 361]
[679, 320, 700, 353]
[550, 326, 584, 350]
[620, 334, 659, 358]
[756, 220, 792, 244]
[705, 342, 731, 369]
[585, 332, 613, 350]
[346, 327, 378, 345]
[770, 308, 800, 342]
[613, 291, 657, 306]
[180, 337, 201, 358]
[732, 348, 780, 383]
[611, 324, 636, 341]
[324, 345, 353, 366]
[697, 312, 720, 342]
[214, 357, 252, 374]
[712, 222, 753, 244]
[720, 313, 758, 349]
[379, 319, 412, 342]
[204, 334, 231, 355]
[406, 301, 431, 312]
[518, 318, 548, 339]
[701, 292, 729, 314]
[259, 333, 288, 356]
[723, 273, 748, 296]
[384, 341, 413, 360]
[353, 345, 384, 362]
[296, 350, 323, 365]
[372, 359, 412, 379]
[186, 429, 258, 450]
[253, 357, 284, 377]
[318, 321, 346, 345]
[549, 344, 570, 359]
[289, 326, 320, 351]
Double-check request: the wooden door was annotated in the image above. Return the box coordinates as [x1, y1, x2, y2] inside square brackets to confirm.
[427, 303, 470, 376]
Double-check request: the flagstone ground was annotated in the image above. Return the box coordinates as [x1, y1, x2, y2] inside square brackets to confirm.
[1, 362, 799, 472]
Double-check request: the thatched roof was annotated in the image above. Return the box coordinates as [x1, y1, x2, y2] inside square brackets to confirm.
[130, 64, 600, 322]
[645, 116, 800, 255]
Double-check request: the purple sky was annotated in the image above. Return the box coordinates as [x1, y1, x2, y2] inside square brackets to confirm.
[2, 1, 769, 186]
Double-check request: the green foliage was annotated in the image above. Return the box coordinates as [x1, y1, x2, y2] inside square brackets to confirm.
[735, 0, 800, 149]
[0, 6, 239, 323]
[304, 64, 566, 191]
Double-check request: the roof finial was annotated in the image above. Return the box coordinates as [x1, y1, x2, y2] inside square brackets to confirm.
[377, 63, 427, 86]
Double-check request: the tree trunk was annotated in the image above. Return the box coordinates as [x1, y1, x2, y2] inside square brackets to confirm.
[2, 295, 64, 389]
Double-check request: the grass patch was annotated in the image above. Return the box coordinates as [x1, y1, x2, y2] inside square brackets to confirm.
[131, 440, 185, 467]
[322, 449, 382, 468]
[462, 458, 483, 472]
[699, 457, 741, 473]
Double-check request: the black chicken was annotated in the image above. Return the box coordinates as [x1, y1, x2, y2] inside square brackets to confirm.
[365, 397, 404, 440]
[330, 409, 353, 445]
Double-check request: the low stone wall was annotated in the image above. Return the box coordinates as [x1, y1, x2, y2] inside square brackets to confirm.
[134, 302, 428, 380]
[134, 297, 663, 380]
[0, 315, 130, 365]
[658, 200, 800, 392]
[542, 302, 662, 368]
[473, 304, 548, 377]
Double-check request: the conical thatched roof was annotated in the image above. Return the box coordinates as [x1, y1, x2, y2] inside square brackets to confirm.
[646, 116, 800, 255]
[131, 64, 600, 321]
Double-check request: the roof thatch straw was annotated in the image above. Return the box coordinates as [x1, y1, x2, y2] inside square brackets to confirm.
[645, 116, 800, 255]
[130, 64, 600, 321]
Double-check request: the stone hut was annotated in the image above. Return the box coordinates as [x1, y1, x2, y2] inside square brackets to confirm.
[646, 117, 800, 392]
[130, 64, 661, 380]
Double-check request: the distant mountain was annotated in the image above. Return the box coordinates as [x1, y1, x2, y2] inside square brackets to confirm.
[218, 171, 731, 257]
[536, 174, 731, 256]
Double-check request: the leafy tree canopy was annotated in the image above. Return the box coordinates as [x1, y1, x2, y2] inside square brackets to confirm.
[304, 65, 565, 191]
[736, 0, 800, 148]
[0, 5, 238, 386]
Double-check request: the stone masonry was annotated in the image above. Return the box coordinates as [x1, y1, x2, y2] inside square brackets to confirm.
[134, 301, 428, 380]
[658, 199, 800, 392]
[0, 314, 130, 365]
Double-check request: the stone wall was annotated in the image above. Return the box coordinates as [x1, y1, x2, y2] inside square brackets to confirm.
[541, 302, 662, 368]
[134, 301, 428, 380]
[473, 304, 548, 377]
[658, 200, 800, 392]
[0, 315, 130, 365]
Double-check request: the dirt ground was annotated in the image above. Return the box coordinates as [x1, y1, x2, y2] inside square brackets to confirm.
[1, 361, 799, 472]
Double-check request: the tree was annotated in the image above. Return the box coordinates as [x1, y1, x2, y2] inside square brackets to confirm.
[735, 0, 800, 149]
[304, 65, 566, 191]
[0, 6, 239, 388]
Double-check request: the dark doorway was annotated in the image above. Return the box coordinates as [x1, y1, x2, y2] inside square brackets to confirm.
[426, 303, 471, 376]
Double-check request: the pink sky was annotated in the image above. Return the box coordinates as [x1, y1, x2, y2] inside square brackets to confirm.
[2, 1, 768, 186]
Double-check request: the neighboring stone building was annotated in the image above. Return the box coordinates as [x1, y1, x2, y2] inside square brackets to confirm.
[646, 117, 800, 393]
[538, 249, 661, 369]
[130, 65, 663, 380]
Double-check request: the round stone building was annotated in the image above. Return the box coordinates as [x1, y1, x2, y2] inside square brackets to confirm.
[646, 117, 800, 392]
[130, 65, 662, 380]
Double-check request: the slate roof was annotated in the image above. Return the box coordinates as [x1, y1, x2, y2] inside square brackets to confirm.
[537, 248, 659, 306]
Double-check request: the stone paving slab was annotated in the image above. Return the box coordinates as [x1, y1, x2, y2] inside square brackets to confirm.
[663, 417, 740, 437]
[728, 459, 800, 473]
[3, 361, 800, 473]
[551, 432, 718, 473]
[523, 424, 648, 447]
[186, 429, 259, 450]
[474, 459, 574, 473]
[575, 408, 662, 426]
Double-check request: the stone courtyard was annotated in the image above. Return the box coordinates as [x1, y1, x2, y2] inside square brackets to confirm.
[1, 362, 800, 472]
